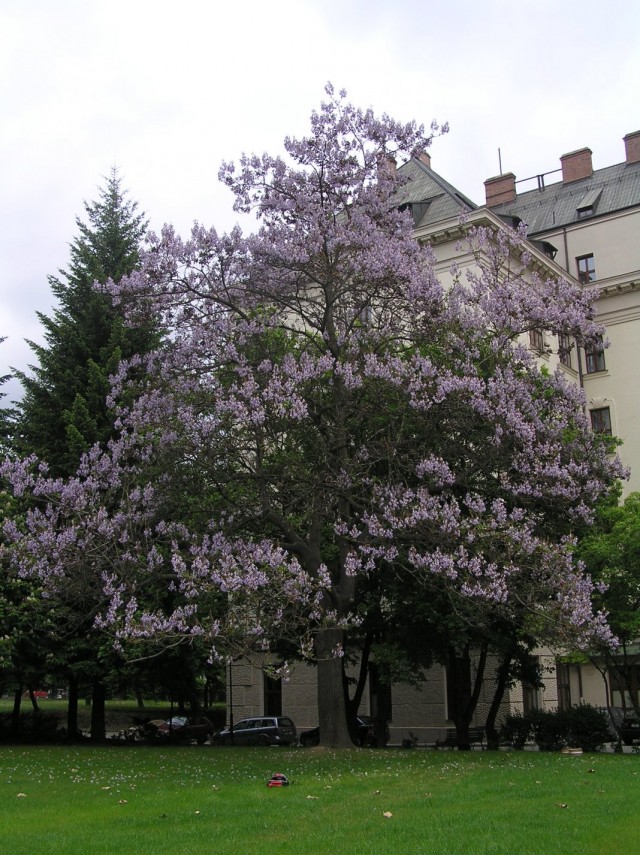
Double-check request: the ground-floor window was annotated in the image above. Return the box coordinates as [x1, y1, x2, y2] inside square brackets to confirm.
[263, 674, 282, 716]
[609, 665, 640, 710]
[369, 663, 392, 723]
[556, 663, 572, 711]
[523, 658, 543, 714]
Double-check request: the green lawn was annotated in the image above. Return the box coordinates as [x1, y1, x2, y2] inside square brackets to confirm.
[0, 746, 637, 854]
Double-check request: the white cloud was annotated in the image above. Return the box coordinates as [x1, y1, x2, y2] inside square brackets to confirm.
[1, 0, 639, 403]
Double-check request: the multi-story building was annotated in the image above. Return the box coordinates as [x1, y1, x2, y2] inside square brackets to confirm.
[485, 131, 640, 497]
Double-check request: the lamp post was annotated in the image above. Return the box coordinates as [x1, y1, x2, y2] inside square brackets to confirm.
[228, 659, 235, 745]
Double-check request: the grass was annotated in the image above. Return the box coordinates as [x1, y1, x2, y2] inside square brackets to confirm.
[0, 746, 638, 854]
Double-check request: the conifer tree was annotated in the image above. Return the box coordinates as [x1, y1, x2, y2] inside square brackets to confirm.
[14, 169, 158, 475]
[8, 172, 160, 739]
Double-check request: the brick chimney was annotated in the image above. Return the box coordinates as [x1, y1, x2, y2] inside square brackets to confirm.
[623, 131, 640, 164]
[484, 172, 516, 207]
[377, 153, 397, 178]
[560, 148, 593, 183]
[417, 151, 431, 169]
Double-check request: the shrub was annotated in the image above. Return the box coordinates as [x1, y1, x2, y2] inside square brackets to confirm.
[0, 711, 63, 743]
[561, 704, 611, 752]
[500, 704, 611, 753]
[500, 713, 532, 750]
[529, 708, 566, 751]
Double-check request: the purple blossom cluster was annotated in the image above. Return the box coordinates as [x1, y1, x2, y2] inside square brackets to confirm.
[1, 87, 624, 664]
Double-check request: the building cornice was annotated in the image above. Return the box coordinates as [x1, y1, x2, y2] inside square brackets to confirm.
[414, 208, 572, 281]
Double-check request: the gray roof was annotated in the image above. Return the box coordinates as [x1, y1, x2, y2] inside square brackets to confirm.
[395, 157, 477, 228]
[491, 160, 640, 236]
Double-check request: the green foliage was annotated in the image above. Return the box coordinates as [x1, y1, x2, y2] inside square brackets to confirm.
[13, 169, 159, 475]
[501, 704, 610, 752]
[0, 711, 63, 744]
[579, 492, 640, 643]
[500, 712, 532, 749]
[561, 704, 611, 752]
[529, 708, 567, 752]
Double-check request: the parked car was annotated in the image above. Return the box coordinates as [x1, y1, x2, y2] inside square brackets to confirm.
[146, 715, 215, 744]
[300, 715, 389, 747]
[620, 714, 640, 746]
[213, 716, 296, 746]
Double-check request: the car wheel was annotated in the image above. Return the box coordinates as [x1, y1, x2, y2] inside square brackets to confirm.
[258, 734, 271, 746]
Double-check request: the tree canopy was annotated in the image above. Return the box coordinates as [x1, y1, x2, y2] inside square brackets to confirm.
[1, 87, 624, 747]
[578, 491, 640, 716]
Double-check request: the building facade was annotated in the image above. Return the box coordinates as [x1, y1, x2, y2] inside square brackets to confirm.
[486, 131, 640, 497]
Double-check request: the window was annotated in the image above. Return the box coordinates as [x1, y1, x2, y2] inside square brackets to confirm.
[529, 329, 545, 353]
[576, 189, 601, 220]
[584, 337, 606, 373]
[522, 681, 543, 715]
[263, 674, 282, 716]
[590, 407, 612, 435]
[558, 334, 573, 369]
[369, 663, 393, 724]
[609, 666, 640, 710]
[576, 254, 596, 284]
[556, 663, 572, 711]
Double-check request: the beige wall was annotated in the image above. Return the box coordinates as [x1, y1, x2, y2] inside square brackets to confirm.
[541, 209, 640, 282]
[535, 207, 640, 495]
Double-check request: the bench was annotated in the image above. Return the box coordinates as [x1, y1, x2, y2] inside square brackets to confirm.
[434, 727, 485, 750]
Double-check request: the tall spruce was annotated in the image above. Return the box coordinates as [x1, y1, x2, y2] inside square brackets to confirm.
[8, 171, 159, 740]
[14, 169, 158, 475]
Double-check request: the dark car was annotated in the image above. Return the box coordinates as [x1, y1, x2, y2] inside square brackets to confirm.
[300, 715, 389, 747]
[147, 715, 215, 744]
[213, 716, 296, 746]
[620, 714, 640, 746]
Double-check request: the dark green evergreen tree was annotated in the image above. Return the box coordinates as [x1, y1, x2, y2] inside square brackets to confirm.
[8, 171, 160, 740]
[14, 169, 159, 475]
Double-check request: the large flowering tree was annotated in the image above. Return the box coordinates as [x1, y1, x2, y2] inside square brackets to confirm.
[1, 87, 624, 747]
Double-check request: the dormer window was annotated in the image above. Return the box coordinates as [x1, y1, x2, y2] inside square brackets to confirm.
[576, 189, 602, 219]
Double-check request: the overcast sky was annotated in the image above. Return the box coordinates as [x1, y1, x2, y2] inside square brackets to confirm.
[1, 0, 639, 405]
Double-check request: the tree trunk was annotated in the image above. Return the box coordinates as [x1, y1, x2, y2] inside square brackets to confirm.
[344, 633, 371, 724]
[485, 651, 513, 750]
[448, 641, 488, 750]
[90, 679, 106, 742]
[135, 686, 145, 709]
[315, 627, 353, 747]
[67, 673, 79, 740]
[11, 686, 23, 735]
[27, 685, 40, 712]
